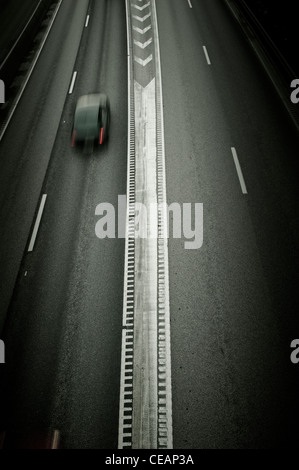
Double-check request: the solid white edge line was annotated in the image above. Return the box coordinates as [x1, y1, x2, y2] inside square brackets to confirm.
[68, 71, 77, 94]
[231, 147, 248, 194]
[0, 0, 63, 143]
[152, 0, 173, 449]
[85, 14, 90, 27]
[28, 194, 47, 252]
[203, 45, 211, 65]
[188, 0, 193, 8]
[118, 0, 133, 450]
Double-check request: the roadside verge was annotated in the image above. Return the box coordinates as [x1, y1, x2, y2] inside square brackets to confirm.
[224, 0, 299, 132]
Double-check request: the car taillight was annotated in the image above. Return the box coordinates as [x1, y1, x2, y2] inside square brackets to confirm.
[71, 130, 77, 147]
[99, 127, 104, 145]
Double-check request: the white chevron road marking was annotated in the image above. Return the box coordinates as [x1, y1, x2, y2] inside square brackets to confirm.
[134, 54, 153, 66]
[133, 24, 152, 34]
[132, 2, 150, 10]
[132, 12, 151, 22]
[134, 38, 153, 49]
[119, 0, 173, 451]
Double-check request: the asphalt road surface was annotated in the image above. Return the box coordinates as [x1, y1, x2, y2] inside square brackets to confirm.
[0, 0, 127, 449]
[0, 0, 298, 449]
[157, 0, 299, 449]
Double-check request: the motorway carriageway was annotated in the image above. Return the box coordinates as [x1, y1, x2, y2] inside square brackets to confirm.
[0, 0, 298, 449]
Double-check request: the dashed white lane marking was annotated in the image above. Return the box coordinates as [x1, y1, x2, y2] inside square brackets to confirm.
[85, 14, 90, 27]
[188, 0, 193, 8]
[68, 71, 77, 94]
[231, 147, 248, 194]
[51, 430, 60, 449]
[203, 45, 211, 65]
[28, 194, 47, 252]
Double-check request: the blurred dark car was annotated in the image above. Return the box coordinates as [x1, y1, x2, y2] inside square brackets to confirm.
[71, 93, 110, 149]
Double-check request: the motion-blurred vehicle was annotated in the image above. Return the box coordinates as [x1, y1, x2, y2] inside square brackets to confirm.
[71, 93, 110, 150]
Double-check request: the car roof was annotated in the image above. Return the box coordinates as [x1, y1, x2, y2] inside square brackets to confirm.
[74, 94, 108, 139]
[76, 93, 102, 110]
[74, 95, 102, 136]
